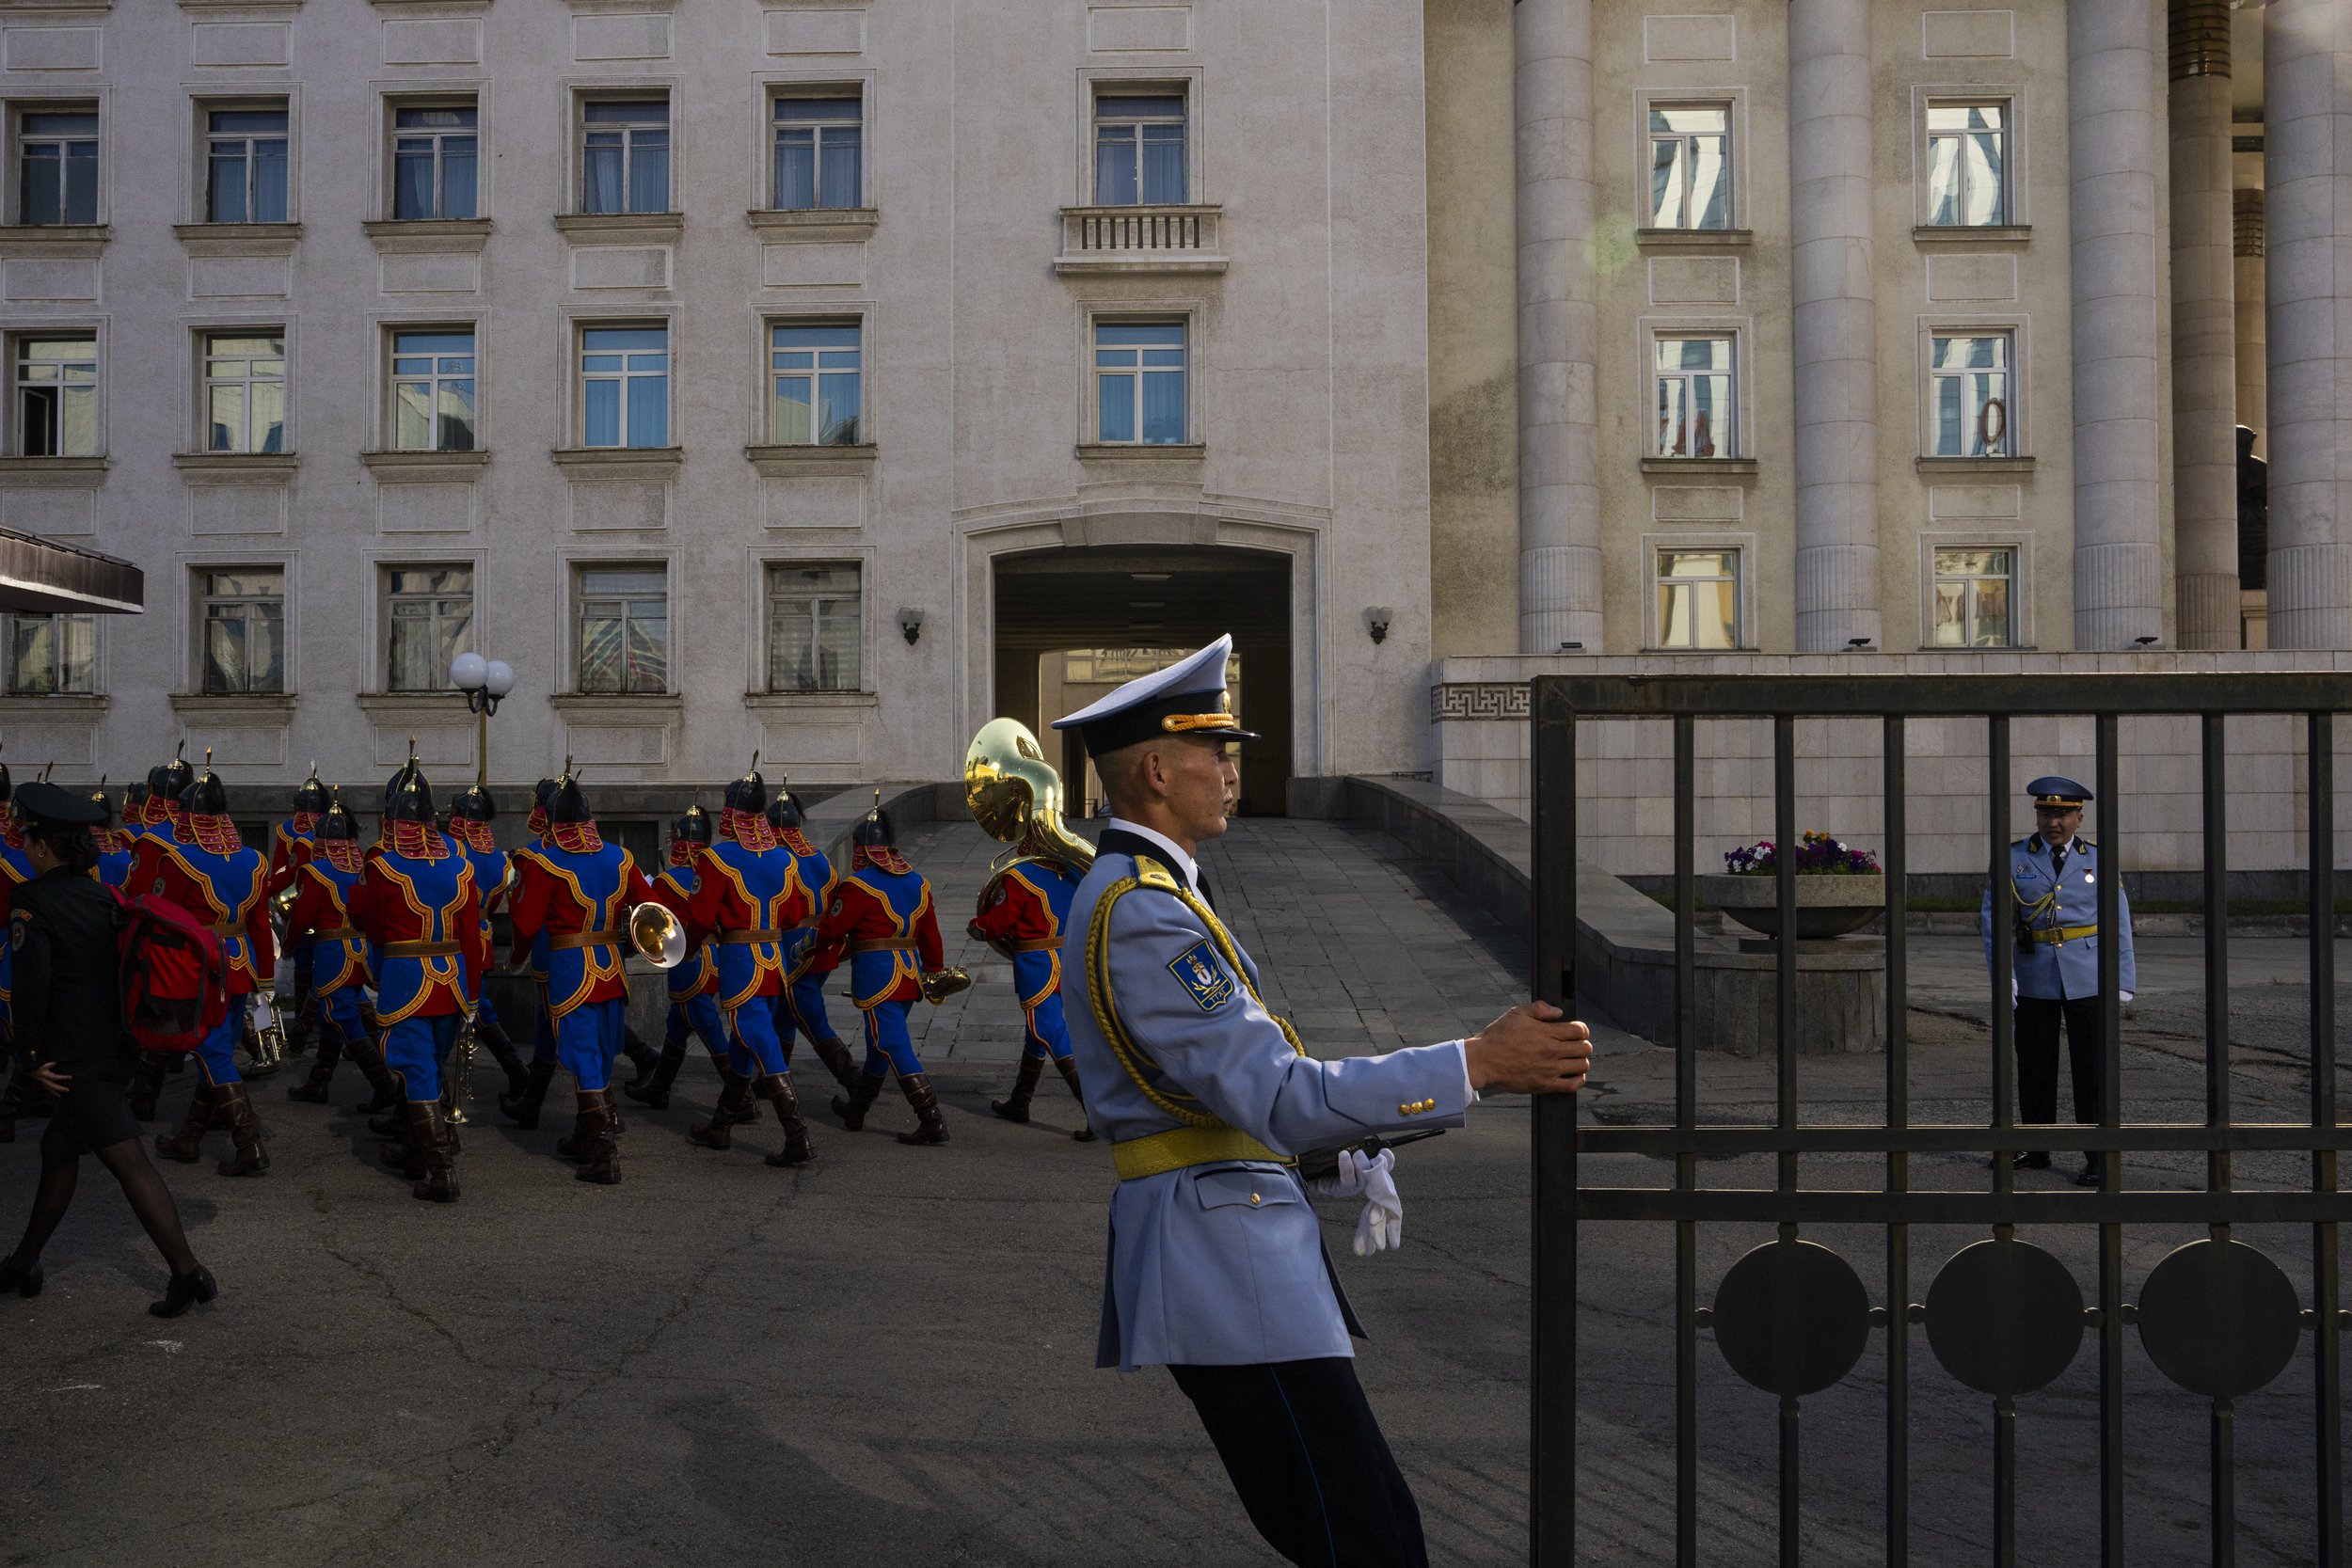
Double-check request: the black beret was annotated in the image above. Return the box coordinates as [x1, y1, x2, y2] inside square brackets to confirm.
[14, 780, 105, 827]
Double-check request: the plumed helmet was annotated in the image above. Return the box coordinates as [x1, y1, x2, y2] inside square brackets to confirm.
[723, 752, 768, 815]
[673, 803, 712, 846]
[149, 744, 194, 803]
[548, 773, 593, 826]
[182, 764, 230, 817]
[533, 776, 559, 811]
[452, 784, 496, 823]
[316, 792, 359, 841]
[294, 760, 329, 814]
[88, 778, 116, 827]
[388, 768, 435, 824]
[766, 786, 805, 833]
[383, 759, 421, 816]
[852, 799, 895, 852]
[125, 779, 151, 812]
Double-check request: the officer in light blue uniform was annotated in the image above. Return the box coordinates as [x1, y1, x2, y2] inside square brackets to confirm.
[1053, 634, 1594, 1568]
[1980, 773, 2136, 1187]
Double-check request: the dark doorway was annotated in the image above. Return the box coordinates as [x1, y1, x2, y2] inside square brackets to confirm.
[993, 545, 1293, 816]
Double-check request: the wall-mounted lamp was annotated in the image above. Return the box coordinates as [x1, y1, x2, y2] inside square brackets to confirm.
[1365, 605, 1393, 645]
[898, 607, 926, 646]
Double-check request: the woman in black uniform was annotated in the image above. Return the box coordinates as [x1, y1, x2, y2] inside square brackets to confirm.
[0, 782, 216, 1316]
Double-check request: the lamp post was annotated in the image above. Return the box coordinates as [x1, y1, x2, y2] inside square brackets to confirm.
[450, 652, 516, 786]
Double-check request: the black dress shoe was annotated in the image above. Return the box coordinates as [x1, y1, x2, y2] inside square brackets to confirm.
[2074, 1161, 2104, 1188]
[148, 1265, 218, 1319]
[1987, 1150, 2051, 1170]
[0, 1253, 43, 1298]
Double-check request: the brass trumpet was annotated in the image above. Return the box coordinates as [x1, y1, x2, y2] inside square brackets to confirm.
[628, 901, 688, 969]
[920, 966, 973, 1005]
[446, 1013, 481, 1125]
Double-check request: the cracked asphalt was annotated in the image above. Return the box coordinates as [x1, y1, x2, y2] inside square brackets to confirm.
[3, 819, 2344, 1566]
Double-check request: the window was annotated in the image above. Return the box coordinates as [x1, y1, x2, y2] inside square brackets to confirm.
[767, 562, 862, 692]
[580, 325, 667, 449]
[1094, 93, 1185, 206]
[392, 103, 477, 221]
[15, 336, 95, 457]
[772, 95, 862, 211]
[1928, 333, 2011, 458]
[1647, 104, 1730, 230]
[1926, 103, 2008, 227]
[390, 327, 475, 452]
[203, 332, 284, 454]
[385, 565, 473, 691]
[1932, 547, 2015, 647]
[18, 108, 96, 226]
[1094, 322, 1186, 445]
[1, 612, 92, 695]
[205, 106, 289, 224]
[580, 99, 669, 215]
[1655, 549, 1740, 650]
[1654, 336, 1734, 458]
[769, 322, 861, 445]
[200, 568, 284, 694]
[576, 565, 667, 694]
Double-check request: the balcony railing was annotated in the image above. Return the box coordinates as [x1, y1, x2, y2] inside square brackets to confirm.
[1055, 204, 1229, 276]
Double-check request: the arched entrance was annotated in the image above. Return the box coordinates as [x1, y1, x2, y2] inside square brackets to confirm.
[992, 545, 1293, 816]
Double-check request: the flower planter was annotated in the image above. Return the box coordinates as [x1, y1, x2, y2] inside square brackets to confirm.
[1697, 872, 1886, 940]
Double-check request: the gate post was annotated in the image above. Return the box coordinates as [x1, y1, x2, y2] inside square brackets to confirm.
[1530, 677, 1578, 1566]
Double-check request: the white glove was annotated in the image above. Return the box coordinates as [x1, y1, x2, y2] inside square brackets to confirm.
[1309, 1146, 1383, 1199]
[2118, 990, 2134, 1005]
[1353, 1154, 1404, 1257]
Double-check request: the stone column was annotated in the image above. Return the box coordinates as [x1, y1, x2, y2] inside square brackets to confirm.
[2068, 0, 2167, 650]
[1788, 0, 1881, 652]
[2233, 187, 2265, 449]
[2169, 0, 2239, 649]
[2264, 0, 2352, 649]
[1514, 0, 1600, 654]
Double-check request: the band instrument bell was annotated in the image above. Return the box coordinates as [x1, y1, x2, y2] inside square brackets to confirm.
[628, 901, 688, 969]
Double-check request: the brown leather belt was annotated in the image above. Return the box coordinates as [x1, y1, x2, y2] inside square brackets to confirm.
[550, 929, 618, 951]
[719, 927, 787, 944]
[847, 939, 914, 955]
[210, 923, 244, 940]
[311, 927, 362, 941]
[383, 940, 460, 958]
[1008, 938, 1061, 953]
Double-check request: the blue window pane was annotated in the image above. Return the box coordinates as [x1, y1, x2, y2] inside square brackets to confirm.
[23, 113, 96, 135]
[395, 329, 472, 356]
[208, 150, 245, 222]
[772, 324, 860, 351]
[818, 127, 861, 208]
[585, 327, 667, 352]
[584, 381, 619, 447]
[775, 98, 864, 122]
[626, 374, 667, 448]
[629, 132, 669, 212]
[63, 144, 94, 225]
[1141, 349, 1184, 368]
[1140, 125, 1184, 203]
[1095, 129, 1137, 206]
[818, 371, 859, 444]
[582, 143, 623, 213]
[395, 106, 476, 130]
[443, 139, 477, 219]
[253, 141, 287, 221]
[1098, 96, 1184, 119]
[774, 132, 815, 209]
[1097, 322, 1184, 347]
[210, 110, 287, 135]
[21, 149, 59, 226]
[1099, 374, 1134, 443]
[393, 144, 433, 220]
[1141, 372, 1185, 443]
[585, 100, 666, 125]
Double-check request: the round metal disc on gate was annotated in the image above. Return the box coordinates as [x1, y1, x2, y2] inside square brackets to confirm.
[1710, 1238, 1872, 1398]
[1924, 1238, 2084, 1397]
[2136, 1239, 2303, 1402]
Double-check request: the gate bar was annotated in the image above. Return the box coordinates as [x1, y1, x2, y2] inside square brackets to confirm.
[2096, 714, 2125, 1568]
[1883, 715, 1910, 1568]
[2310, 712, 2343, 1568]
[2203, 715, 2236, 1568]
[1673, 712, 1699, 1568]
[1528, 680, 1577, 1568]
[1772, 715, 1800, 1568]
[1989, 714, 2017, 1563]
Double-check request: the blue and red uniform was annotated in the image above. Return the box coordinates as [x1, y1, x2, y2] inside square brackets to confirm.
[507, 825, 656, 1093]
[446, 817, 509, 1033]
[774, 823, 845, 1054]
[677, 810, 806, 1081]
[129, 816, 275, 1086]
[652, 861, 729, 1072]
[347, 823, 485, 1104]
[969, 859, 1081, 1065]
[805, 853, 944, 1080]
[0, 819, 36, 1043]
[284, 843, 373, 1062]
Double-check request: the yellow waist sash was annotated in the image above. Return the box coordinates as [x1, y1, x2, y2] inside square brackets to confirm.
[2026, 924, 2098, 944]
[1111, 1125, 1295, 1180]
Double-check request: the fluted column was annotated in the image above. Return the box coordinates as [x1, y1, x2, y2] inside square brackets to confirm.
[2169, 0, 2239, 649]
[1788, 0, 1881, 652]
[2233, 187, 2266, 448]
[2264, 0, 2352, 649]
[2068, 0, 2168, 649]
[1515, 0, 1600, 654]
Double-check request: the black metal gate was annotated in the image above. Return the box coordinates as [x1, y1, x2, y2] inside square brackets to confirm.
[1528, 673, 2346, 1566]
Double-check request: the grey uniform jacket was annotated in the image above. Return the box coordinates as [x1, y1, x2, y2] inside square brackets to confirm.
[1062, 846, 1471, 1371]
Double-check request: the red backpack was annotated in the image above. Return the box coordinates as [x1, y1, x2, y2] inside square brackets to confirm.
[110, 889, 229, 1053]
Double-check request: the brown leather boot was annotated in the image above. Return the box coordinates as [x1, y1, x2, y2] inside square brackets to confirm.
[691, 1075, 749, 1149]
[575, 1091, 620, 1184]
[624, 1041, 687, 1108]
[621, 1032, 661, 1088]
[556, 1091, 600, 1161]
[407, 1101, 458, 1203]
[755, 1073, 815, 1166]
[155, 1083, 214, 1163]
[285, 1027, 344, 1102]
[349, 1032, 402, 1115]
[895, 1072, 948, 1147]
[215, 1083, 270, 1177]
[500, 1058, 556, 1130]
[379, 1105, 423, 1179]
[991, 1053, 1044, 1123]
[832, 1068, 886, 1132]
[810, 1037, 860, 1091]
[131, 1054, 169, 1121]
[286, 982, 317, 1056]
[476, 1015, 531, 1099]
[1052, 1055, 1099, 1142]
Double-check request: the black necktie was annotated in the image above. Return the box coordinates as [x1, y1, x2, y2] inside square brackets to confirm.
[1194, 869, 1217, 912]
[2050, 845, 2067, 881]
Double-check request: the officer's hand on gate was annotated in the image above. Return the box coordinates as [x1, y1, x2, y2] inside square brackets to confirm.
[1465, 1002, 1594, 1095]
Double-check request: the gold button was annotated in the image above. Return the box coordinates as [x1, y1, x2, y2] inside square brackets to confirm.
[1249, 1193, 1261, 1206]
[1398, 1103, 1410, 1116]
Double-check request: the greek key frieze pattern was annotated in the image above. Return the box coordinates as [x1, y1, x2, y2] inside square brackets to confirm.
[1430, 682, 1532, 722]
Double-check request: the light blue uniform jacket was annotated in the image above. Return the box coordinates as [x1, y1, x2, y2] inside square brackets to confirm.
[1979, 833, 2137, 1000]
[1062, 847, 1471, 1371]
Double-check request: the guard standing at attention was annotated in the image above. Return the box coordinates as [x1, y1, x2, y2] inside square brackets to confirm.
[674, 766, 817, 1166]
[141, 756, 274, 1177]
[349, 767, 485, 1201]
[1980, 774, 2137, 1188]
[767, 785, 859, 1091]
[281, 794, 403, 1111]
[625, 806, 741, 1117]
[1052, 635, 1595, 1568]
[973, 849, 1092, 1138]
[445, 784, 534, 1101]
[0, 783, 217, 1318]
[803, 797, 952, 1146]
[264, 764, 330, 1057]
[504, 772, 657, 1184]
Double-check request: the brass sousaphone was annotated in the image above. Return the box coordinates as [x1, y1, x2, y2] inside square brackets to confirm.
[962, 716, 1096, 961]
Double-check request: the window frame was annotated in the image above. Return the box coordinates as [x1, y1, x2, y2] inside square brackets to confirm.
[1633, 88, 1747, 235]
[384, 94, 482, 223]
[1073, 69, 1204, 209]
[381, 562, 476, 692]
[195, 563, 288, 696]
[1913, 87, 2027, 230]
[570, 560, 672, 696]
[196, 96, 294, 226]
[386, 322, 479, 453]
[1650, 331, 1739, 461]
[1644, 536, 1753, 652]
[574, 319, 672, 451]
[1090, 86, 1188, 207]
[1918, 533, 2032, 650]
[9, 330, 100, 459]
[199, 327, 287, 456]
[1644, 100, 1735, 233]
[1088, 315, 1192, 447]
[0, 610, 95, 696]
[1915, 316, 2030, 459]
[764, 316, 864, 447]
[1924, 328, 2015, 459]
[762, 559, 866, 694]
[768, 87, 866, 213]
[10, 100, 99, 228]
[574, 90, 675, 217]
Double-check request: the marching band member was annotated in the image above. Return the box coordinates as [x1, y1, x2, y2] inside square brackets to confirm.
[265, 765, 330, 1056]
[972, 851, 1092, 1139]
[767, 786, 860, 1091]
[445, 784, 533, 1101]
[625, 806, 741, 1117]
[499, 775, 564, 1129]
[281, 795, 403, 1111]
[671, 767, 816, 1165]
[504, 773, 655, 1184]
[803, 800, 951, 1146]
[347, 767, 485, 1203]
[90, 783, 135, 888]
[123, 755, 194, 1124]
[140, 758, 274, 1177]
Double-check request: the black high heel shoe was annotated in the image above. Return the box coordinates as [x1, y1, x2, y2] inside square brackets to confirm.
[0, 1253, 42, 1297]
[148, 1264, 218, 1319]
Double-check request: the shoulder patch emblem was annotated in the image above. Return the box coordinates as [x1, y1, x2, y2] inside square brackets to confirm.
[8, 911, 24, 951]
[1168, 939, 1236, 1013]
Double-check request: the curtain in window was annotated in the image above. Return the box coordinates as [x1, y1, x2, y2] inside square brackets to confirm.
[819, 128, 861, 209]
[252, 140, 288, 222]
[628, 132, 668, 214]
[626, 372, 666, 449]
[582, 141, 624, 214]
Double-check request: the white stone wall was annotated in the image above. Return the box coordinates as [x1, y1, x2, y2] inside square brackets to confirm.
[0, 0, 1434, 794]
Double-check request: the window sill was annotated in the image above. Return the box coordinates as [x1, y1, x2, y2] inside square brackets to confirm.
[0, 693, 106, 713]
[746, 208, 878, 238]
[745, 443, 875, 475]
[1075, 442, 1206, 461]
[0, 456, 107, 483]
[180, 0, 298, 8]
[175, 452, 296, 483]
[0, 224, 110, 251]
[1912, 225, 2032, 245]
[554, 212, 683, 243]
[1915, 456, 2035, 476]
[173, 223, 304, 256]
[363, 449, 489, 476]
[743, 690, 879, 710]
[1636, 227, 1753, 248]
[362, 218, 493, 254]
[1640, 457, 1758, 477]
[354, 690, 469, 712]
[1915, 645, 2038, 654]
[551, 447, 683, 473]
[169, 692, 296, 714]
[549, 692, 682, 712]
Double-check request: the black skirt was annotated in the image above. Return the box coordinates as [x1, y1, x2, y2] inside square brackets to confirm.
[52, 1065, 139, 1149]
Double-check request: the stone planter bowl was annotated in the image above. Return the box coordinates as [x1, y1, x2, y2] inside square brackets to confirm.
[1697, 872, 1885, 939]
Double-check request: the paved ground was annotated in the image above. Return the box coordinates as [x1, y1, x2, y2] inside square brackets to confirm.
[1, 817, 2343, 1567]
